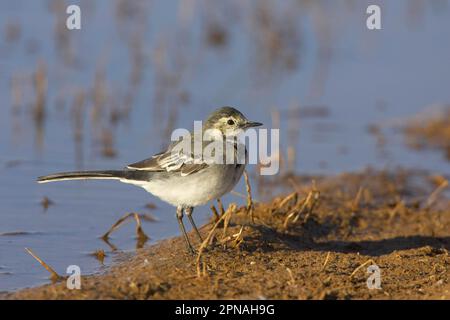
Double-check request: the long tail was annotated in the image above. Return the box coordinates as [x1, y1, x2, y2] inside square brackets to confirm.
[37, 170, 136, 184]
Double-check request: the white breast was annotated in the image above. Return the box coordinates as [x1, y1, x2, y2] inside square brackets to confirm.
[137, 163, 245, 207]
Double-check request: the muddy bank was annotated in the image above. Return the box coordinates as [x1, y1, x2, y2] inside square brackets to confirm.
[404, 105, 450, 161]
[3, 169, 449, 300]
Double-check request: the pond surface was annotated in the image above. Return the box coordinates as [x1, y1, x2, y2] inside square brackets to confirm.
[1, 0, 449, 291]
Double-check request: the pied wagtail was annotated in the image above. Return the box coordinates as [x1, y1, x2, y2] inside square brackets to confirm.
[38, 107, 262, 253]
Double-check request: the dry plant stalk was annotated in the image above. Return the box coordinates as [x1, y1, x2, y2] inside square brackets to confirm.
[196, 204, 236, 277]
[350, 259, 376, 278]
[222, 207, 233, 237]
[40, 196, 54, 210]
[351, 186, 364, 211]
[425, 179, 448, 209]
[278, 191, 298, 209]
[220, 226, 245, 248]
[270, 109, 283, 173]
[100, 128, 117, 158]
[133, 213, 148, 241]
[101, 212, 149, 244]
[288, 177, 302, 193]
[294, 190, 320, 223]
[210, 205, 220, 222]
[287, 147, 296, 172]
[33, 61, 47, 124]
[11, 74, 22, 113]
[217, 198, 225, 216]
[92, 249, 106, 264]
[286, 267, 296, 286]
[25, 248, 62, 282]
[140, 212, 159, 222]
[243, 170, 255, 223]
[283, 186, 320, 228]
[102, 237, 118, 252]
[320, 252, 331, 272]
[388, 200, 405, 222]
[231, 226, 244, 248]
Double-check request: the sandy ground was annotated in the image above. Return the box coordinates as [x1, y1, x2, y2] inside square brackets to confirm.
[2, 169, 449, 300]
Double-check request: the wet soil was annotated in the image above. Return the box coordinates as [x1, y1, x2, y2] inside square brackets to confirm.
[2, 169, 449, 300]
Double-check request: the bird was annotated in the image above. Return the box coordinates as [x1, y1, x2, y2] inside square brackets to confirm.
[37, 107, 262, 253]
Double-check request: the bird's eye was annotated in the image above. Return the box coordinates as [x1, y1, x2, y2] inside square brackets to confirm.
[227, 119, 235, 125]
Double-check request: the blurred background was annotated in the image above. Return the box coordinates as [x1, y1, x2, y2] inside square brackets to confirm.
[1, 0, 449, 291]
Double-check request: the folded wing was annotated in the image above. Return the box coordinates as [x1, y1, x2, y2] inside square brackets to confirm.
[126, 140, 208, 176]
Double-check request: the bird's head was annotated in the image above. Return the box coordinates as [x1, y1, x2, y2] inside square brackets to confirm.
[203, 106, 262, 137]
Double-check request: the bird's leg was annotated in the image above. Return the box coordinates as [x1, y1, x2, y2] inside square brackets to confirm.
[176, 206, 195, 254]
[185, 207, 203, 242]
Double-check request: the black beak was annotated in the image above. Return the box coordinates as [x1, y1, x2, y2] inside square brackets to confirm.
[243, 121, 263, 128]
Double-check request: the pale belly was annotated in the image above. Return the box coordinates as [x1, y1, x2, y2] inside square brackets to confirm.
[137, 164, 245, 207]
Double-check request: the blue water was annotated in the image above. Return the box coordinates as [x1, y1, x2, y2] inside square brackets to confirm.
[1, 0, 449, 291]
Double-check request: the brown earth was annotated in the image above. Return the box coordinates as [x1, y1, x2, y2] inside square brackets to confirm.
[2, 169, 449, 300]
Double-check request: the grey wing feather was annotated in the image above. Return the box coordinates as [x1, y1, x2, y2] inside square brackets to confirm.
[180, 163, 209, 176]
[126, 155, 162, 171]
[126, 139, 209, 176]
